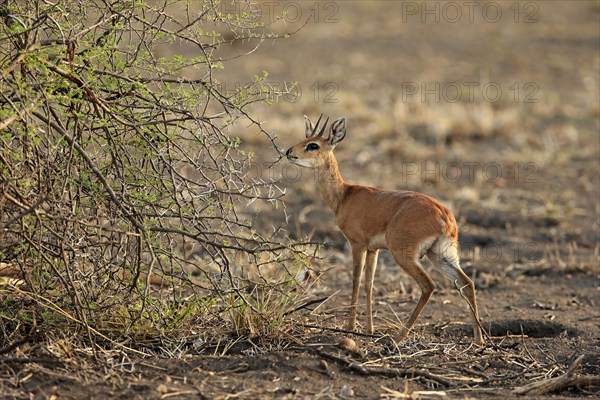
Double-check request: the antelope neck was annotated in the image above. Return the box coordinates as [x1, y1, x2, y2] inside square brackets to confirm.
[316, 152, 347, 213]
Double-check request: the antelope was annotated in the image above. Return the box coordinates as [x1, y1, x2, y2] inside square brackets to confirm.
[286, 115, 484, 345]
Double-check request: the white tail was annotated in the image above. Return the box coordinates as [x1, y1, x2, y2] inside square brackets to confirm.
[286, 115, 484, 345]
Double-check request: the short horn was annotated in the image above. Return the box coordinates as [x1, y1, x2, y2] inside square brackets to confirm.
[311, 113, 323, 137]
[317, 117, 329, 138]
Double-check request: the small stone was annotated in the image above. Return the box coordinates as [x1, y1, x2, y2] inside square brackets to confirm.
[319, 359, 329, 370]
[156, 383, 168, 394]
[339, 384, 354, 397]
[338, 337, 356, 351]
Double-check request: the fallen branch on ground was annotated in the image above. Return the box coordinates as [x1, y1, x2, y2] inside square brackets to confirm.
[513, 354, 600, 395]
[316, 349, 454, 388]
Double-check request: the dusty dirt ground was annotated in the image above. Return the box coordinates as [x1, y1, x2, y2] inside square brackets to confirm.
[1, 1, 599, 399]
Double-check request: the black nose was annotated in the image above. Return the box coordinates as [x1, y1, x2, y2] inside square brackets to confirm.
[285, 148, 292, 157]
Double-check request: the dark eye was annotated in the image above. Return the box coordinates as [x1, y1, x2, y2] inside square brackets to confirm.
[306, 143, 320, 151]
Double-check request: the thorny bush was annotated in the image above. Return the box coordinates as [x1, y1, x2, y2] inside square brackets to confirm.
[0, 0, 312, 353]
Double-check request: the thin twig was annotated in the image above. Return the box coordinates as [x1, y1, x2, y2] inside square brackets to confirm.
[0, 357, 63, 365]
[316, 349, 455, 387]
[299, 323, 380, 338]
[0, 332, 42, 355]
[513, 354, 595, 395]
[283, 297, 329, 317]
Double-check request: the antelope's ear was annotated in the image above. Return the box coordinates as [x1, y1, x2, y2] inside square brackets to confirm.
[329, 117, 347, 146]
[304, 115, 314, 138]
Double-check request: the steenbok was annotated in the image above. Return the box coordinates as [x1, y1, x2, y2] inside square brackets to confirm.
[286, 115, 484, 345]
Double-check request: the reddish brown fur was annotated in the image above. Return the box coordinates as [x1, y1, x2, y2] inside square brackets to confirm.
[286, 116, 483, 344]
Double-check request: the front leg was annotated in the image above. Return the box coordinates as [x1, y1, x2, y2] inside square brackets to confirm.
[346, 244, 366, 331]
[364, 250, 379, 334]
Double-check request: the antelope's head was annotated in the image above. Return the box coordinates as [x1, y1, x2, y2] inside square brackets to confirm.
[285, 114, 347, 168]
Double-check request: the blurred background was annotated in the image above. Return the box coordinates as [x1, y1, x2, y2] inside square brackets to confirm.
[182, 1, 600, 272]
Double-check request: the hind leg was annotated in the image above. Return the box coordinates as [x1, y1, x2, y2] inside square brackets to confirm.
[428, 238, 484, 345]
[454, 267, 484, 345]
[388, 246, 436, 340]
